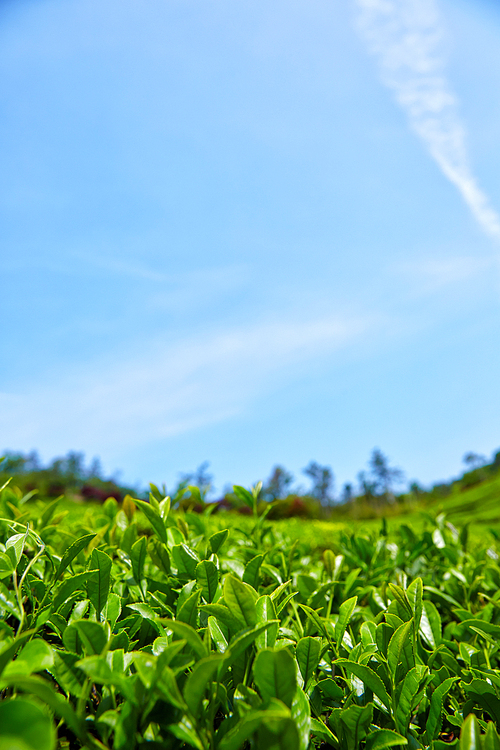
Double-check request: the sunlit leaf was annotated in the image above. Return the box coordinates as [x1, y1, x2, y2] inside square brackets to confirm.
[253, 648, 297, 708]
[0, 699, 55, 750]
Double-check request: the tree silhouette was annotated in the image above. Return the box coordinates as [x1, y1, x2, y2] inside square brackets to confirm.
[303, 461, 334, 505]
[368, 448, 404, 501]
[263, 465, 294, 501]
[462, 452, 486, 470]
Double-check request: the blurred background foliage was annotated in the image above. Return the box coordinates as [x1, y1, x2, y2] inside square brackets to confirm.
[2, 446, 500, 542]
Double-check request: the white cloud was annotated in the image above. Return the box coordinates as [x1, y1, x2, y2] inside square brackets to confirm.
[355, 0, 500, 241]
[393, 254, 492, 294]
[0, 313, 377, 459]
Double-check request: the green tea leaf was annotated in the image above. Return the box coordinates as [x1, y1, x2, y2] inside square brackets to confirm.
[0, 698, 56, 750]
[54, 533, 94, 580]
[177, 589, 200, 627]
[276, 591, 299, 617]
[134, 498, 168, 545]
[299, 603, 329, 640]
[224, 575, 258, 628]
[172, 543, 199, 578]
[256, 595, 278, 649]
[253, 648, 297, 708]
[310, 717, 339, 747]
[376, 622, 394, 658]
[208, 615, 228, 652]
[258, 715, 301, 750]
[296, 637, 321, 688]
[291, 686, 311, 750]
[183, 654, 224, 716]
[243, 554, 265, 589]
[318, 678, 344, 701]
[63, 619, 108, 656]
[196, 559, 218, 603]
[323, 549, 336, 578]
[167, 718, 203, 749]
[462, 680, 500, 726]
[0, 631, 34, 677]
[365, 729, 408, 750]
[232, 485, 255, 510]
[51, 650, 86, 698]
[223, 621, 280, 673]
[0, 675, 84, 741]
[130, 536, 147, 588]
[0, 550, 14, 576]
[159, 671, 188, 714]
[39, 498, 60, 529]
[76, 654, 114, 684]
[201, 603, 243, 634]
[419, 599, 442, 648]
[334, 596, 357, 650]
[209, 528, 229, 555]
[426, 677, 457, 740]
[387, 618, 413, 681]
[334, 660, 391, 710]
[114, 699, 138, 750]
[5, 528, 29, 566]
[483, 722, 500, 750]
[388, 583, 413, 620]
[2, 639, 54, 677]
[459, 713, 482, 750]
[424, 586, 461, 609]
[406, 577, 423, 631]
[105, 591, 121, 628]
[218, 709, 290, 750]
[160, 619, 207, 659]
[395, 665, 427, 734]
[53, 571, 89, 611]
[87, 549, 112, 615]
[270, 580, 292, 602]
[330, 702, 373, 750]
[148, 538, 170, 574]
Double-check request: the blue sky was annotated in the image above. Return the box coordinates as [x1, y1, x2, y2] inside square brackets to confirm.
[1, 0, 500, 495]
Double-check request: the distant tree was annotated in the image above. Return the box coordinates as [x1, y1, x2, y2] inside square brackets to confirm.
[368, 448, 404, 501]
[44, 451, 87, 486]
[357, 470, 376, 501]
[409, 480, 424, 495]
[303, 461, 334, 505]
[264, 465, 294, 501]
[463, 452, 486, 470]
[0, 451, 27, 473]
[88, 457, 103, 479]
[179, 461, 213, 499]
[341, 482, 354, 503]
[65, 451, 86, 482]
[24, 450, 41, 472]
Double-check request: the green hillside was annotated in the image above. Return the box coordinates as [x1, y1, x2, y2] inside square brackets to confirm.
[333, 473, 500, 545]
[426, 473, 500, 527]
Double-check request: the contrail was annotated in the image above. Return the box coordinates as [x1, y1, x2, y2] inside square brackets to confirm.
[355, 0, 500, 241]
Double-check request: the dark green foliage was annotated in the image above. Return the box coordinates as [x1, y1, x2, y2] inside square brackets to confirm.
[0, 449, 132, 503]
[1, 477, 500, 749]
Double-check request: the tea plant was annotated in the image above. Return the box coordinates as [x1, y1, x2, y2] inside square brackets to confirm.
[1, 479, 500, 750]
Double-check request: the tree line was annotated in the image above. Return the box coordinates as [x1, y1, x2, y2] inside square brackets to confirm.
[2, 445, 499, 512]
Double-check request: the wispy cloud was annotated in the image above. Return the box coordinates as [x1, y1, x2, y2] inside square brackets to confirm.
[393, 254, 492, 295]
[0, 313, 377, 461]
[355, 0, 500, 241]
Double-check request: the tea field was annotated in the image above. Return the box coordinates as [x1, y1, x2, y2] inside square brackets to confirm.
[1, 480, 500, 750]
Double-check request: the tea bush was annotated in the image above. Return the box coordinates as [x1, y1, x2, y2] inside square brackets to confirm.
[1, 480, 500, 750]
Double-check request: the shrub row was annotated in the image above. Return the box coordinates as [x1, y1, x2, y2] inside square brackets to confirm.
[1, 481, 500, 749]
